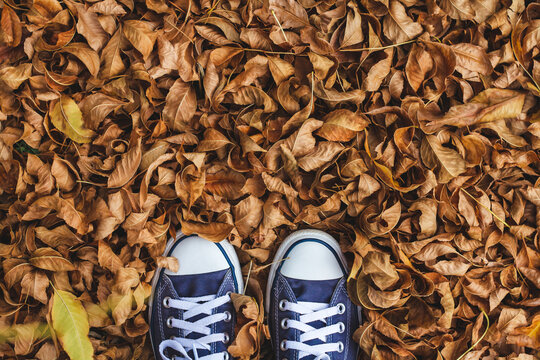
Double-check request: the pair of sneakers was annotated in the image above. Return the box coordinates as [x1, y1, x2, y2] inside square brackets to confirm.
[148, 229, 361, 360]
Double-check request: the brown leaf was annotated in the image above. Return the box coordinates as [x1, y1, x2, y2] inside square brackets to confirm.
[156, 256, 179, 273]
[308, 52, 335, 80]
[233, 196, 264, 238]
[21, 270, 49, 304]
[35, 225, 82, 247]
[35, 342, 57, 360]
[30, 248, 76, 272]
[313, 81, 365, 104]
[51, 155, 76, 192]
[364, 49, 393, 92]
[0, 63, 32, 90]
[428, 89, 526, 128]
[1, 5, 22, 47]
[452, 43, 493, 76]
[367, 287, 403, 308]
[197, 128, 233, 152]
[90, 0, 126, 15]
[405, 44, 433, 92]
[383, 1, 423, 43]
[180, 221, 234, 242]
[163, 80, 197, 131]
[297, 142, 344, 171]
[122, 20, 157, 61]
[113, 267, 140, 294]
[341, 4, 364, 48]
[261, 172, 298, 197]
[99, 28, 127, 78]
[205, 168, 245, 199]
[421, 135, 466, 182]
[98, 239, 123, 274]
[440, 0, 476, 20]
[268, 56, 295, 85]
[431, 260, 471, 276]
[79, 93, 126, 130]
[268, 0, 309, 29]
[232, 86, 277, 113]
[362, 252, 399, 290]
[317, 109, 369, 141]
[409, 198, 438, 237]
[74, 3, 109, 52]
[4, 259, 33, 288]
[108, 138, 142, 188]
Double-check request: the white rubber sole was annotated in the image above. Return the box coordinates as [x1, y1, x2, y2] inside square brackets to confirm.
[264, 229, 348, 312]
[148, 232, 244, 321]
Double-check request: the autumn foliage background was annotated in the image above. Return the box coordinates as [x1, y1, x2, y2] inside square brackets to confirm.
[0, 0, 539, 358]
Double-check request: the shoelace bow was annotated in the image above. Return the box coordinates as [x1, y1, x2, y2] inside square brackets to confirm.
[159, 294, 232, 360]
[279, 300, 346, 360]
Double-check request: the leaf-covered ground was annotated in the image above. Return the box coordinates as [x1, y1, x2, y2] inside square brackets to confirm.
[0, 0, 539, 359]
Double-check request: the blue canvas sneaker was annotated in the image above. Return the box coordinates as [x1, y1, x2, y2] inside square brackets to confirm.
[266, 230, 361, 360]
[149, 233, 244, 360]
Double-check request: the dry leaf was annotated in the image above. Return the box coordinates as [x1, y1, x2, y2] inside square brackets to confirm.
[50, 95, 95, 144]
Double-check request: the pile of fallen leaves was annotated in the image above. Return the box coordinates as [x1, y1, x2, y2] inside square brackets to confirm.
[0, 0, 539, 358]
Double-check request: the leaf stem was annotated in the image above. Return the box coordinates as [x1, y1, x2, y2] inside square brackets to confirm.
[243, 260, 253, 295]
[271, 10, 289, 43]
[460, 188, 511, 229]
[456, 310, 489, 360]
[339, 39, 416, 52]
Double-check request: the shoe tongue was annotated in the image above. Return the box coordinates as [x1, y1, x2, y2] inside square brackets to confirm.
[283, 276, 341, 303]
[168, 269, 229, 297]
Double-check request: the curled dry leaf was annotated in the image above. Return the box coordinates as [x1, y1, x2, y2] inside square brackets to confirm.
[122, 20, 157, 61]
[156, 256, 179, 273]
[383, 1, 423, 43]
[108, 137, 142, 188]
[317, 109, 369, 142]
[163, 79, 197, 131]
[233, 196, 264, 238]
[0, 63, 32, 89]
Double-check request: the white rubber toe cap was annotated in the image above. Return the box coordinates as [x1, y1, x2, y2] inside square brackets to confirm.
[280, 240, 344, 281]
[164, 235, 230, 275]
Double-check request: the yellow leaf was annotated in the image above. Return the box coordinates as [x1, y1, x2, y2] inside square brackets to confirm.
[50, 95, 95, 144]
[516, 313, 540, 347]
[51, 289, 94, 360]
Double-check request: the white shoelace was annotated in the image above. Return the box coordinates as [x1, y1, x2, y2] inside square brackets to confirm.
[279, 300, 346, 360]
[159, 294, 232, 360]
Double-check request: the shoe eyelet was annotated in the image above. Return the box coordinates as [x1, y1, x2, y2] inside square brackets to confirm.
[224, 311, 232, 322]
[223, 332, 230, 344]
[280, 340, 287, 351]
[163, 297, 171, 308]
[280, 318, 289, 329]
[338, 322, 345, 333]
[337, 303, 346, 314]
[224, 353, 230, 360]
[278, 299, 287, 311]
[170, 336, 175, 340]
[166, 317, 174, 328]
[226, 291, 232, 297]
[337, 341, 344, 353]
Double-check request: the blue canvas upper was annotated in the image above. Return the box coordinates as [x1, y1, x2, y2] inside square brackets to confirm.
[149, 236, 239, 360]
[267, 239, 361, 360]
